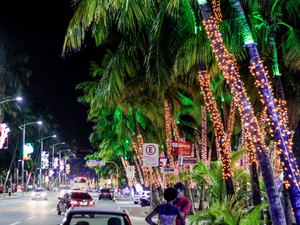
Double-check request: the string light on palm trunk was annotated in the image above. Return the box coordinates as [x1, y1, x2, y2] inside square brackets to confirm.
[201, 106, 208, 166]
[249, 59, 300, 188]
[198, 69, 233, 180]
[211, 0, 222, 22]
[164, 100, 174, 167]
[133, 155, 144, 185]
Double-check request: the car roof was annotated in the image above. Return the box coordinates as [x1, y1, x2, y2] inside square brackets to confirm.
[67, 207, 129, 216]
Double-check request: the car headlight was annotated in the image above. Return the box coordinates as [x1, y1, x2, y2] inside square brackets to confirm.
[41, 192, 47, 197]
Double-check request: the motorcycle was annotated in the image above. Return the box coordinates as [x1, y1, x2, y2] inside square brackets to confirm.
[140, 196, 150, 207]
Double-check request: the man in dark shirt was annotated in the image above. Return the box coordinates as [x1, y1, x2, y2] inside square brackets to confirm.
[173, 182, 192, 225]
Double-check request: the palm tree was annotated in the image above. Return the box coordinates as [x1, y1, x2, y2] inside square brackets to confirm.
[228, 0, 300, 222]
[198, 65, 234, 196]
[197, 1, 286, 224]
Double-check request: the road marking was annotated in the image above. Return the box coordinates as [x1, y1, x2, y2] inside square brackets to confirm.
[51, 208, 56, 211]
[9, 222, 20, 225]
[27, 216, 37, 220]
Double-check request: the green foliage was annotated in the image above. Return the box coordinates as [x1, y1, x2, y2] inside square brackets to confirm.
[188, 197, 267, 225]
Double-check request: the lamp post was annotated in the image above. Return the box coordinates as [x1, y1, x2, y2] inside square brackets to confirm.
[18, 121, 42, 196]
[50, 142, 66, 171]
[57, 149, 71, 188]
[0, 96, 22, 105]
[37, 135, 57, 187]
[105, 161, 119, 190]
[50, 142, 66, 188]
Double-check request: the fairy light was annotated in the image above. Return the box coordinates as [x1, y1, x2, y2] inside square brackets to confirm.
[137, 134, 144, 156]
[143, 166, 150, 187]
[172, 117, 180, 141]
[228, 0, 300, 191]
[164, 100, 175, 167]
[248, 53, 300, 189]
[154, 168, 163, 188]
[194, 130, 201, 161]
[211, 0, 222, 22]
[198, 68, 233, 180]
[133, 155, 144, 185]
[198, 8, 285, 209]
[201, 106, 208, 166]
[226, 100, 236, 154]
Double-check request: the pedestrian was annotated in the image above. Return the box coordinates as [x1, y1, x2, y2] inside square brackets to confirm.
[173, 182, 192, 225]
[8, 187, 12, 197]
[145, 187, 185, 225]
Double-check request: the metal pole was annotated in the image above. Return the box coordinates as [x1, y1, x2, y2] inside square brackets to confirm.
[150, 167, 153, 212]
[16, 168, 19, 188]
[21, 125, 25, 197]
[21, 160, 24, 196]
[40, 139, 43, 187]
[58, 152, 61, 188]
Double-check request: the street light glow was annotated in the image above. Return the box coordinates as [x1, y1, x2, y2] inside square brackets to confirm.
[15, 96, 23, 101]
[0, 96, 23, 104]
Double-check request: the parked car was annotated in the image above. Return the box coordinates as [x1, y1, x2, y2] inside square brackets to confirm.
[57, 191, 95, 215]
[58, 208, 132, 225]
[133, 191, 143, 204]
[134, 191, 150, 204]
[31, 188, 48, 200]
[140, 195, 150, 207]
[140, 191, 151, 207]
[99, 188, 114, 200]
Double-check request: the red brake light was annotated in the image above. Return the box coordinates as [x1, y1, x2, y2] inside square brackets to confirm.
[70, 200, 78, 205]
[89, 201, 95, 206]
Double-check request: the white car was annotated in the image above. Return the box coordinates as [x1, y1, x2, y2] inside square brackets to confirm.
[133, 191, 150, 204]
[31, 188, 48, 200]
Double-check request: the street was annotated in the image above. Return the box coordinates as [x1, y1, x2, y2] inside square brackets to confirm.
[0, 192, 150, 225]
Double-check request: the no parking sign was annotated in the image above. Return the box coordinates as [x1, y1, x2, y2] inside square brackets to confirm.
[143, 143, 159, 167]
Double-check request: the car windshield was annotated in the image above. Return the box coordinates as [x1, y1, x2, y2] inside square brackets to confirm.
[69, 214, 126, 225]
[71, 193, 92, 199]
[101, 189, 112, 193]
[34, 189, 45, 192]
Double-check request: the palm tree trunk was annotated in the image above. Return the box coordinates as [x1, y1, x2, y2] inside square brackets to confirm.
[249, 161, 262, 206]
[199, 183, 206, 210]
[198, 66, 235, 197]
[229, 1, 300, 223]
[184, 180, 195, 215]
[198, 2, 286, 224]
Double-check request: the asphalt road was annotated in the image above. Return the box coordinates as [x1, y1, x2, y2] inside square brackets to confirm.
[0, 192, 150, 225]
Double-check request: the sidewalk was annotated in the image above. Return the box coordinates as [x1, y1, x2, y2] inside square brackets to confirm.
[0, 191, 28, 199]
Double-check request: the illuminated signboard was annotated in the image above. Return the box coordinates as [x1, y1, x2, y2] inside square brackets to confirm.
[0, 123, 10, 149]
[23, 143, 34, 160]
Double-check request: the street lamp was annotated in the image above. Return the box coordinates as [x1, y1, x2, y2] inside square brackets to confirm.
[18, 121, 43, 195]
[50, 142, 66, 169]
[37, 135, 57, 187]
[105, 161, 119, 190]
[57, 149, 71, 188]
[0, 96, 22, 105]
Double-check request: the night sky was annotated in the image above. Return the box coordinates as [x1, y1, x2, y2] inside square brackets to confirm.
[0, 0, 94, 150]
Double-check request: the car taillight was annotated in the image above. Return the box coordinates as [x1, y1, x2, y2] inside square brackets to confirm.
[89, 201, 95, 206]
[70, 200, 78, 205]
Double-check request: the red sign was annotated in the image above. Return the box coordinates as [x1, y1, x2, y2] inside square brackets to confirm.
[171, 141, 193, 156]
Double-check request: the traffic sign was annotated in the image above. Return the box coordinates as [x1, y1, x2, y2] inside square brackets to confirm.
[143, 143, 159, 167]
[126, 165, 135, 179]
